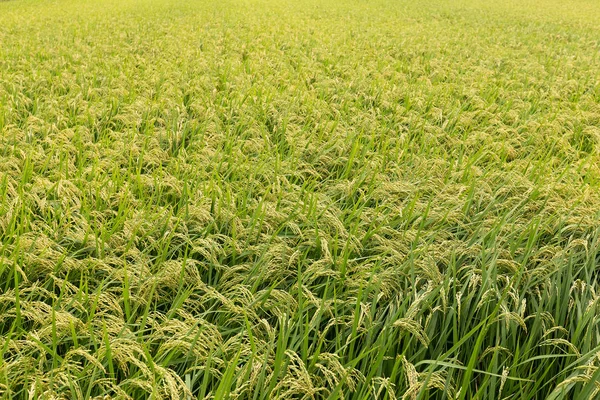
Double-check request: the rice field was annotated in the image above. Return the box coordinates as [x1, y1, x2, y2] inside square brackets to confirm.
[1, 0, 600, 398]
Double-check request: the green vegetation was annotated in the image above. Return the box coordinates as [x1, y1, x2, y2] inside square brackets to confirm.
[1, 0, 599, 398]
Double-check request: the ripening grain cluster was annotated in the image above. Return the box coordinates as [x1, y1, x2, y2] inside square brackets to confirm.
[0, 0, 599, 399]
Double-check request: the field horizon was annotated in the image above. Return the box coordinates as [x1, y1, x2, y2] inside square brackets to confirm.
[1, 0, 599, 398]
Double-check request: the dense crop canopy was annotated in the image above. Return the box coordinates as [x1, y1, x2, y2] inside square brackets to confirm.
[0, 0, 599, 398]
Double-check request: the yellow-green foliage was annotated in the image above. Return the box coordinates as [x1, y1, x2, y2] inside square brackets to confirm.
[0, 0, 599, 398]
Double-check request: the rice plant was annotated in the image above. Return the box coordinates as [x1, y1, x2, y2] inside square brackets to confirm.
[0, 0, 599, 398]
